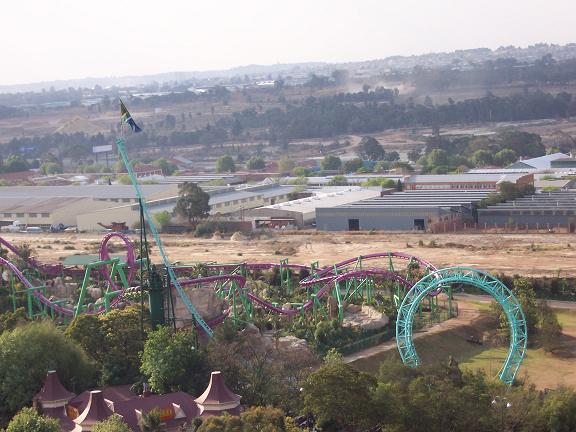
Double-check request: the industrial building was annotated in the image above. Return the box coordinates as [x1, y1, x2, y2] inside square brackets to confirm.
[245, 187, 383, 226]
[507, 152, 568, 170]
[404, 173, 533, 191]
[478, 190, 576, 230]
[0, 185, 178, 228]
[76, 183, 296, 231]
[316, 190, 491, 231]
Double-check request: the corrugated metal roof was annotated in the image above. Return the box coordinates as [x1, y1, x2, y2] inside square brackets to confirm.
[507, 153, 568, 170]
[0, 197, 86, 213]
[406, 173, 527, 183]
[0, 185, 173, 199]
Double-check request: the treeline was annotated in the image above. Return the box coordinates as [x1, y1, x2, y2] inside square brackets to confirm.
[401, 55, 576, 91]
[221, 90, 576, 141]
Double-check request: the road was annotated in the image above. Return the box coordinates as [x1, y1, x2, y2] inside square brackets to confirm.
[454, 293, 576, 310]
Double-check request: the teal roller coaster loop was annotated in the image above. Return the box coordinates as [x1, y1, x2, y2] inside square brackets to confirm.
[396, 267, 527, 385]
[116, 138, 214, 336]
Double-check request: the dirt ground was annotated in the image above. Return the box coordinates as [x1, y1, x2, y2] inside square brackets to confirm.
[4, 231, 575, 278]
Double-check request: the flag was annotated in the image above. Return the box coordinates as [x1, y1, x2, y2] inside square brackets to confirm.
[120, 99, 142, 133]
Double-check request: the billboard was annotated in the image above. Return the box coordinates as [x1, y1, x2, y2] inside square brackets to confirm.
[92, 145, 113, 154]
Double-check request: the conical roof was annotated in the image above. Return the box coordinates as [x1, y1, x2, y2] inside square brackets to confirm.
[73, 390, 113, 429]
[195, 371, 241, 405]
[36, 370, 75, 405]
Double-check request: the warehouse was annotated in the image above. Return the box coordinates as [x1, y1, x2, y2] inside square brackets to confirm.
[478, 190, 576, 230]
[0, 185, 178, 228]
[245, 187, 382, 226]
[404, 173, 533, 191]
[316, 190, 491, 231]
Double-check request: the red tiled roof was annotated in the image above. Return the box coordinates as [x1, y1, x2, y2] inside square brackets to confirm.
[112, 392, 200, 431]
[73, 391, 113, 428]
[195, 371, 241, 405]
[36, 370, 76, 404]
[70, 385, 135, 413]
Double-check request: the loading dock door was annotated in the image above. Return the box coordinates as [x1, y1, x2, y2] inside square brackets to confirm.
[348, 219, 360, 231]
[414, 219, 425, 230]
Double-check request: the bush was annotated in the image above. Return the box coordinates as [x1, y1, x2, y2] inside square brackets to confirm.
[6, 407, 60, 432]
[195, 223, 215, 237]
[0, 322, 94, 415]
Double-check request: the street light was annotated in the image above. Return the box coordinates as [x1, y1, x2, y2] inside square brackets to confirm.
[492, 395, 512, 430]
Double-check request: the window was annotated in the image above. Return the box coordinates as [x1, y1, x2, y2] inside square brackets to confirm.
[122, 198, 130, 203]
[3, 213, 11, 217]
[233, 200, 238, 205]
[29, 213, 37, 218]
[41, 213, 49, 218]
[16, 213, 24, 217]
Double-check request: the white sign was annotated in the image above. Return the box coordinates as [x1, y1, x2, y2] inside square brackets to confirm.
[93, 145, 113, 154]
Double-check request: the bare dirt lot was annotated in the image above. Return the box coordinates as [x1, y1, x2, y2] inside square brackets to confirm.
[3, 231, 576, 277]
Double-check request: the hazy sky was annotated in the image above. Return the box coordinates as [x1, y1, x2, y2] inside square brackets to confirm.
[1, 0, 575, 85]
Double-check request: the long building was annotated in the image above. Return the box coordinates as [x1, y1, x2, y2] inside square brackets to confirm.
[316, 190, 491, 231]
[478, 190, 576, 230]
[404, 173, 533, 191]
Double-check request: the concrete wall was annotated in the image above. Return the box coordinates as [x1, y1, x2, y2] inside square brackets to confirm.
[316, 207, 443, 231]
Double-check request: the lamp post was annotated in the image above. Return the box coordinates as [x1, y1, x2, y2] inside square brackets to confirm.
[492, 395, 512, 430]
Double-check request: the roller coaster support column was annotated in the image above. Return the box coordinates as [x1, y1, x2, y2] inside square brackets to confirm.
[116, 138, 213, 337]
[279, 258, 291, 295]
[148, 266, 165, 329]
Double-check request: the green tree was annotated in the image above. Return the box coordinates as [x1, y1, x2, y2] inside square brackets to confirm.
[427, 148, 449, 167]
[139, 409, 165, 432]
[291, 166, 310, 177]
[153, 158, 178, 176]
[538, 301, 563, 352]
[216, 156, 236, 173]
[357, 136, 385, 161]
[246, 157, 265, 170]
[540, 387, 576, 432]
[327, 175, 348, 186]
[65, 314, 106, 364]
[302, 359, 379, 431]
[344, 158, 363, 173]
[140, 326, 209, 395]
[93, 415, 132, 432]
[153, 211, 172, 229]
[277, 155, 295, 173]
[174, 182, 211, 224]
[0, 322, 94, 415]
[6, 407, 60, 432]
[40, 161, 63, 175]
[320, 155, 342, 171]
[493, 148, 517, 167]
[472, 149, 494, 167]
[99, 307, 148, 385]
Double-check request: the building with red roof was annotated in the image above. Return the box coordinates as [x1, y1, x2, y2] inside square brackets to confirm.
[38, 370, 241, 431]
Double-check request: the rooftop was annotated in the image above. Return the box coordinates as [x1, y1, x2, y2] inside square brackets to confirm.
[332, 190, 491, 209]
[508, 152, 568, 170]
[0, 184, 174, 200]
[406, 173, 529, 184]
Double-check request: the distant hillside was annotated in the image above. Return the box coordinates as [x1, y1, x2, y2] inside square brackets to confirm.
[2, 42, 576, 94]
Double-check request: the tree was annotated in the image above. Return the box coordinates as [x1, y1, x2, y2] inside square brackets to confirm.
[0, 322, 94, 416]
[216, 156, 236, 173]
[6, 407, 60, 432]
[197, 407, 294, 432]
[357, 136, 385, 161]
[540, 387, 576, 432]
[246, 157, 265, 170]
[320, 155, 342, 171]
[99, 307, 149, 385]
[472, 149, 494, 167]
[494, 148, 517, 167]
[408, 148, 422, 162]
[427, 148, 449, 167]
[153, 211, 172, 229]
[344, 158, 363, 173]
[302, 360, 380, 431]
[40, 161, 63, 175]
[538, 301, 563, 352]
[153, 158, 178, 176]
[327, 175, 348, 186]
[93, 415, 132, 432]
[291, 166, 310, 177]
[231, 118, 243, 138]
[140, 326, 209, 395]
[139, 409, 164, 432]
[65, 314, 106, 364]
[277, 155, 295, 173]
[175, 182, 211, 225]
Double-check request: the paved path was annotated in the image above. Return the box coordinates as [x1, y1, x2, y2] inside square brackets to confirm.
[343, 300, 481, 364]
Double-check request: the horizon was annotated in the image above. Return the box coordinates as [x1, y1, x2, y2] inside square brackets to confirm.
[2, 0, 576, 87]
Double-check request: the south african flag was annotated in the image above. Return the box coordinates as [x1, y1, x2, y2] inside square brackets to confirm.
[120, 99, 142, 133]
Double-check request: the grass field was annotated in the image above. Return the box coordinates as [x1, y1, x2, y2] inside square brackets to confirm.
[352, 307, 576, 389]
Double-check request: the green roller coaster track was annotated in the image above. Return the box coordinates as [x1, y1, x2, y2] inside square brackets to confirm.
[396, 267, 527, 385]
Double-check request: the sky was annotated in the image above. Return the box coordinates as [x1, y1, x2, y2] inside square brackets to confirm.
[1, 0, 576, 85]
